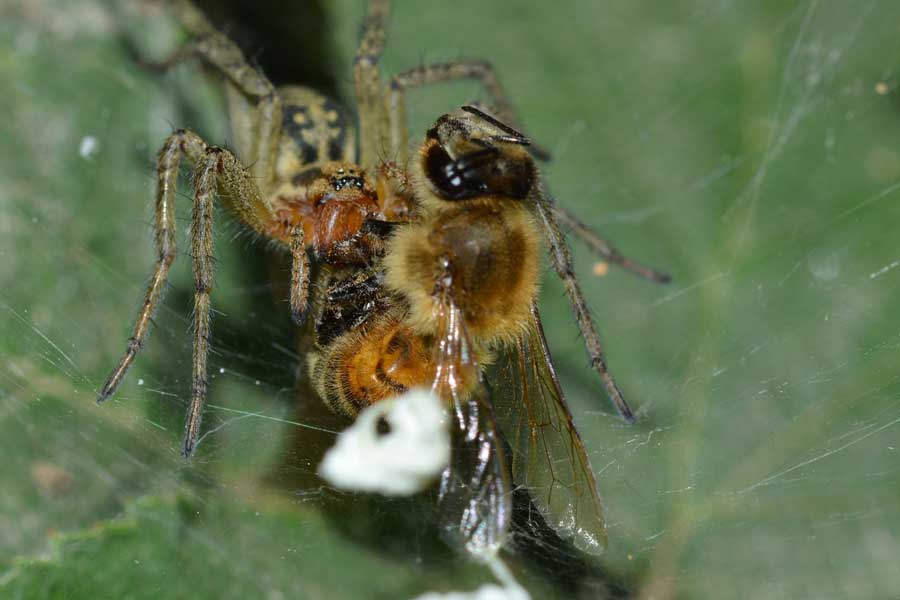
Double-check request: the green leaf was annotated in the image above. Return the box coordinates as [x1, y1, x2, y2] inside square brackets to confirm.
[2, 0, 900, 598]
[1, 495, 493, 600]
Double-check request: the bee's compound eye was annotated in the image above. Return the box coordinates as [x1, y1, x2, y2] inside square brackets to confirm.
[424, 141, 535, 201]
[423, 143, 486, 201]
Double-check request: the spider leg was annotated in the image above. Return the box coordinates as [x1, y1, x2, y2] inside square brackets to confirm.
[182, 144, 277, 457]
[182, 146, 218, 457]
[354, 0, 390, 173]
[99, 128, 274, 457]
[553, 206, 671, 284]
[290, 225, 309, 325]
[97, 129, 204, 405]
[142, 0, 283, 186]
[532, 186, 636, 423]
[388, 60, 550, 162]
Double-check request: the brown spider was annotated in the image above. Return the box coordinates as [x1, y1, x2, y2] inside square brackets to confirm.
[98, 0, 668, 458]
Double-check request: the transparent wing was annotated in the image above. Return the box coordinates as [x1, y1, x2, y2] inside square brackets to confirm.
[490, 304, 608, 555]
[431, 293, 512, 556]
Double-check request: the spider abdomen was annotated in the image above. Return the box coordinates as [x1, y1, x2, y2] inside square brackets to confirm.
[274, 86, 356, 178]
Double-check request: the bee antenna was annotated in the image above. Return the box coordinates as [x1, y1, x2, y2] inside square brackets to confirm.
[461, 105, 530, 145]
[491, 134, 531, 147]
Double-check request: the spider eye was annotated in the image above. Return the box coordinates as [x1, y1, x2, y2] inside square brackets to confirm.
[424, 142, 535, 201]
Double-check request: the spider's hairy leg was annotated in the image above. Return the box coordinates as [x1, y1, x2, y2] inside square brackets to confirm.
[388, 61, 510, 161]
[168, 0, 216, 37]
[144, 0, 283, 185]
[290, 225, 309, 326]
[388, 60, 551, 162]
[354, 0, 390, 172]
[181, 144, 275, 457]
[553, 206, 671, 284]
[98, 129, 204, 405]
[99, 126, 275, 457]
[533, 187, 636, 423]
[182, 147, 218, 458]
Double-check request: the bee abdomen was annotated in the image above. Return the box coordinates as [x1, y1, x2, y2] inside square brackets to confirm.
[310, 309, 435, 418]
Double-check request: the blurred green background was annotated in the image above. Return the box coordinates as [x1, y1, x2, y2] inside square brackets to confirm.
[2, 0, 900, 598]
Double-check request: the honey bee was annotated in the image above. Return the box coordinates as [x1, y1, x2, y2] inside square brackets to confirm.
[309, 105, 669, 556]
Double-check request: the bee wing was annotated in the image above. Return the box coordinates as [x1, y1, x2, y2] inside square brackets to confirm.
[431, 295, 512, 556]
[490, 304, 608, 555]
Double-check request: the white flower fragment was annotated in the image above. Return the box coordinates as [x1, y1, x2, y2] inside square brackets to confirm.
[318, 388, 449, 495]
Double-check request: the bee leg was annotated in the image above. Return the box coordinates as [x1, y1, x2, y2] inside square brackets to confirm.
[533, 190, 637, 423]
[388, 60, 551, 162]
[354, 0, 391, 172]
[553, 206, 671, 284]
[290, 225, 310, 326]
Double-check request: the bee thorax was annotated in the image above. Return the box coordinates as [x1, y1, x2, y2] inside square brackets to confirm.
[385, 204, 540, 343]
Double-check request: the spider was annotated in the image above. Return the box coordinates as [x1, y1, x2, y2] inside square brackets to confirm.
[98, 0, 668, 458]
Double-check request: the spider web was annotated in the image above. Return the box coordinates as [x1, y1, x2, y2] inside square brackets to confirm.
[2, 0, 900, 598]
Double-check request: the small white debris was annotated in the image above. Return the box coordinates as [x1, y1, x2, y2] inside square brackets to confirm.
[413, 555, 530, 600]
[318, 388, 449, 495]
[218, 367, 225, 374]
[137, 378, 144, 386]
[78, 135, 100, 160]
[414, 585, 524, 600]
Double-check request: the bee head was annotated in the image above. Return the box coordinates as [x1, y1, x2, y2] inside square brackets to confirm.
[421, 106, 536, 202]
